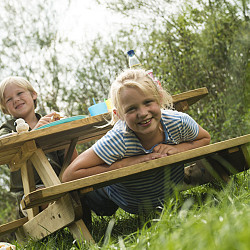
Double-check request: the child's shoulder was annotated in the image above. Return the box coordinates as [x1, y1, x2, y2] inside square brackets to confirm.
[113, 120, 129, 132]
[0, 117, 16, 135]
[161, 109, 192, 125]
[107, 120, 134, 139]
[161, 109, 186, 119]
[1, 117, 16, 126]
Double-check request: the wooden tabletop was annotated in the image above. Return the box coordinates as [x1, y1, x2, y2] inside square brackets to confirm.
[0, 114, 111, 165]
[0, 87, 208, 166]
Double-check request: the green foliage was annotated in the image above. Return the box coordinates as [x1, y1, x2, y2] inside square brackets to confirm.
[96, 0, 250, 142]
[0, 165, 17, 225]
[0, 0, 78, 116]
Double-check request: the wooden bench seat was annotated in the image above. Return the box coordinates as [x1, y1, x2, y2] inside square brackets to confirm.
[21, 134, 249, 210]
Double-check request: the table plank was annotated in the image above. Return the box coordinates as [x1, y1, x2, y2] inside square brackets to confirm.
[0, 217, 28, 236]
[22, 134, 249, 209]
[172, 87, 208, 106]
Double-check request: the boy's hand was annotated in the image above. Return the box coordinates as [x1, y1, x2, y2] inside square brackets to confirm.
[33, 112, 57, 130]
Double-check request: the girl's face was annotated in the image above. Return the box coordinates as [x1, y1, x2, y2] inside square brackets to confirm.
[4, 83, 37, 119]
[119, 85, 162, 141]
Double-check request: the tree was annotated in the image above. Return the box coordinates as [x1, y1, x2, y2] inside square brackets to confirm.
[0, 0, 78, 116]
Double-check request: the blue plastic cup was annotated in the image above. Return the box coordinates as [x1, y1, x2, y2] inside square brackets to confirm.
[88, 102, 108, 116]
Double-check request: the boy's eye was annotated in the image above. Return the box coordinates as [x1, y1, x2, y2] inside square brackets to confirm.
[17, 91, 24, 95]
[6, 98, 12, 103]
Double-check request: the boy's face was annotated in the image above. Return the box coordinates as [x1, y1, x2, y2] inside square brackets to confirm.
[3, 83, 37, 119]
[119, 84, 162, 142]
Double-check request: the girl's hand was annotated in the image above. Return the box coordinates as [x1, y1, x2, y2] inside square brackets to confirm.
[114, 152, 167, 168]
[136, 152, 166, 162]
[33, 112, 57, 130]
[153, 126, 211, 156]
[153, 143, 180, 156]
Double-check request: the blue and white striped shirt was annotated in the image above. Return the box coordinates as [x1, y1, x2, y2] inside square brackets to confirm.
[93, 110, 199, 214]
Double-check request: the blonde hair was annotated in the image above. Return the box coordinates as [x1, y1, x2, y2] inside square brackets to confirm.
[110, 68, 173, 125]
[0, 76, 37, 115]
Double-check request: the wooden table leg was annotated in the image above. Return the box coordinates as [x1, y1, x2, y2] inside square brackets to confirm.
[175, 100, 189, 112]
[16, 160, 39, 241]
[241, 143, 250, 167]
[59, 137, 78, 181]
[30, 149, 61, 186]
[26, 149, 95, 243]
[69, 219, 94, 244]
[17, 193, 94, 243]
[20, 160, 39, 219]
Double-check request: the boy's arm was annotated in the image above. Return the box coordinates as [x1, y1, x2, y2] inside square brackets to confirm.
[153, 125, 210, 155]
[0, 127, 12, 136]
[0, 122, 15, 136]
[32, 113, 56, 130]
[61, 147, 165, 182]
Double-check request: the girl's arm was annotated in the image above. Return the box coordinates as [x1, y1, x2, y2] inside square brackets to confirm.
[62, 147, 165, 182]
[153, 125, 210, 155]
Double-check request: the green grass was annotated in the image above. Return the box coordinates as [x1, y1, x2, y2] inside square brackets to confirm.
[10, 170, 250, 249]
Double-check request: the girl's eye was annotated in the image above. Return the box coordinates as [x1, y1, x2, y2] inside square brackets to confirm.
[18, 91, 24, 95]
[145, 99, 154, 105]
[6, 98, 11, 103]
[126, 107, 136, 113]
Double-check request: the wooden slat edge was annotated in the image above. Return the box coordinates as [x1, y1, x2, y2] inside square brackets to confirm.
[172, 87, 208, 103]
[0, 217, 28, 236]
[22, 134, 250, 209]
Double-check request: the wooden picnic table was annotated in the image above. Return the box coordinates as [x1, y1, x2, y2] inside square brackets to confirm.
[1, 86, 246, 244]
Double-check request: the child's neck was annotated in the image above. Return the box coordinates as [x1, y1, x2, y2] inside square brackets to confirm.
[139, 125, 165, 150]
[22, 112, 39, 130]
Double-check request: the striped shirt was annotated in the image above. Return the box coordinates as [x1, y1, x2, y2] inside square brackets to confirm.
[93, 110, 199, 214]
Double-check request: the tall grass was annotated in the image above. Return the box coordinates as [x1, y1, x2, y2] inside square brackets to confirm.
[12, 170, 250, 249]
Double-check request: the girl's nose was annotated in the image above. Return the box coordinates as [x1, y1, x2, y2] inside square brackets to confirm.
[137, 106, 148, 117]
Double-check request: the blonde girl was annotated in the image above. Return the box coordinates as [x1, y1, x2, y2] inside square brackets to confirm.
[62, 69, 210, 215]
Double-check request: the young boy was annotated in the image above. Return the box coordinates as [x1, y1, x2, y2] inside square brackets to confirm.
[0, 76, 77, 216]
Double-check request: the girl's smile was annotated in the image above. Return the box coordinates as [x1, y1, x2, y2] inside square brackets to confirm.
[119, 86, 164, 148]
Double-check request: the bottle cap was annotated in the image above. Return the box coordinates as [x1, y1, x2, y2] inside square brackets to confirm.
[127, 50, 135, 57]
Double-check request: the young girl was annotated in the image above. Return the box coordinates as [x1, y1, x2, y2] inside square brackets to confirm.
[0, 76, 77, 215]
[62, 69, 210, 215]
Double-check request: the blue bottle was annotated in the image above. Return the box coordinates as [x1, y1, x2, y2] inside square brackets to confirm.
[127, 50, 142, 69]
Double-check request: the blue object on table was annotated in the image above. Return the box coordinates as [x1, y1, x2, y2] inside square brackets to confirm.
[88, 102, 108, 116]
[35, 115, 87, 130]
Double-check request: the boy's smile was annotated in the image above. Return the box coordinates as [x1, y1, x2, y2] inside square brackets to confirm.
[119, 86, 164, 148]
[15, 102, 25, 110]
[4, 83, 37, 119]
